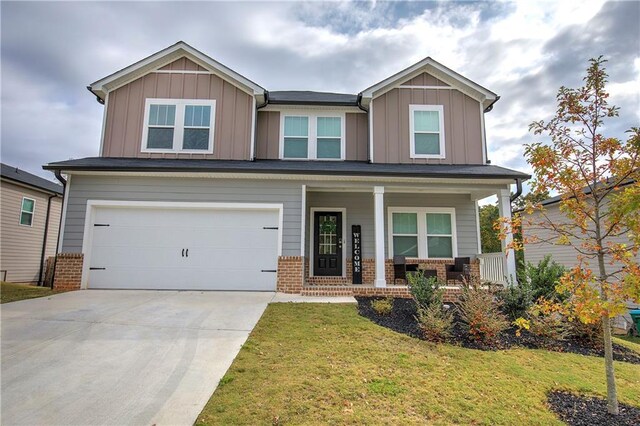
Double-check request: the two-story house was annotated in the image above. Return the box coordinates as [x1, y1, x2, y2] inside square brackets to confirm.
[44, 41, 529, 297]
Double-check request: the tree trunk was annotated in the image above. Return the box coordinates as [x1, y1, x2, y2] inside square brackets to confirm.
[602, 314, 619, 415]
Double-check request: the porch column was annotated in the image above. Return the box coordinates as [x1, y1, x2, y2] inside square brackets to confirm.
[498, 188, 517, 284]
[374, 186, 387, 287]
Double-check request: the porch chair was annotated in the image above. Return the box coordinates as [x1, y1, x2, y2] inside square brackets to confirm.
[446, 257, 471, 284]
[393, 255, 407, 284]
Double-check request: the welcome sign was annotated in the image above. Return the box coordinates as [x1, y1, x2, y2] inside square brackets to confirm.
[352, 225, 362, 284]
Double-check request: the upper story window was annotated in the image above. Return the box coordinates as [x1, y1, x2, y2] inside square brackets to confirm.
[280, 112, 345, 160]
[20, 197, 35, 227]
[409, 105, 445, 159]
[389, 207, 457, 259]
[142, 99, 216, 153]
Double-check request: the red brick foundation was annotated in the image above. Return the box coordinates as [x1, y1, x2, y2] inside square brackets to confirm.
[276, 256, 304, 293]
[53, 253, 83, 291]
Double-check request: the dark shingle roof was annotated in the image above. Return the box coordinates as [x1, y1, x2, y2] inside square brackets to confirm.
[1, 163, 63, 194]
[268, 91, 359, 106]
[43, 157, 530, 180]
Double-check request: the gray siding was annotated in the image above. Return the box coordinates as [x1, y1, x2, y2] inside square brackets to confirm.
[62, 175, 303, 256]
[306, 191, 479, 258]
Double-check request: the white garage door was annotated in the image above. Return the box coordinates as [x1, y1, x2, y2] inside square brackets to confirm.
[86, 205, 280, 291]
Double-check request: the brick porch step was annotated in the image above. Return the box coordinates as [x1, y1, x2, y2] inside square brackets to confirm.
[301, 285, 412, 298]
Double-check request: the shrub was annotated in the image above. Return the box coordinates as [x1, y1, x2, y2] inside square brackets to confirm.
[415, 303, 454, 342]
[497, 278, 534, 321]
[370, 297, 393, 316]
[457, 283, 509, 344]
[407, 272, 444, 308]
[520, 255, 567, 301]
[567, 318, 603, 348]
[526, 299, 569, 343]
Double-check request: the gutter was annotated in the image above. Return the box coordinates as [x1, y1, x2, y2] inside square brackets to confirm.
[510, 178, 523, 203]
[49, 170, 67, 289]
[37, 194, 57, 285]
[483, 96, 500, 113]
[86, 86, 105, 105]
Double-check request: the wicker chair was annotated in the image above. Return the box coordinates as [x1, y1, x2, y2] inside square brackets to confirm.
[445, 257, 471, 283]
[393, 255, 407, 284]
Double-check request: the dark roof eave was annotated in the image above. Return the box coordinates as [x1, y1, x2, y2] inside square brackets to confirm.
[267, 100, 359, 107]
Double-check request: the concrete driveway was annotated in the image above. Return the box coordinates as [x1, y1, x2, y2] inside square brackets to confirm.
[1, 290, 274, 425]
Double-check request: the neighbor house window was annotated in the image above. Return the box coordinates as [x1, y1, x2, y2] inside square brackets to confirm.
[281, 112, 344, 160]
[389, 208, 456, 258]
[20, 197, 35, 226]
[409, 105, 445, 159]
[142, 99, 215, 153]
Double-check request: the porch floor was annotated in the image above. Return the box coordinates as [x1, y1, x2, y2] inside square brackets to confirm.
[300, 283, 463, 302]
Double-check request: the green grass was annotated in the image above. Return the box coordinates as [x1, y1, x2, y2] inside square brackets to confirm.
[0, 282, 58, 304]
[197, 303, 640, 425]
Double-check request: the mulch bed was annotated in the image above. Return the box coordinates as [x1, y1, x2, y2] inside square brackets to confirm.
[547, 390, 640, 426]
[355, 297, 640, 364]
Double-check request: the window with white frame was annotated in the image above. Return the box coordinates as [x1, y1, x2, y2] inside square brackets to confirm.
[389, 208, 456, 258]
[409, 105, 445, 158]
[20, 197, 35, 226]
[281, 113, 344, 160]
[142, 99, 215, 153]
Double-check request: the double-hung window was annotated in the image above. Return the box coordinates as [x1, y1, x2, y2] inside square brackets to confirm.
[20, 197, 35, 226]
[409, 105, 445, 159]
[142, 99, 215, 153]
[281, 112, 344, 160]
[389, 208, 457, 258]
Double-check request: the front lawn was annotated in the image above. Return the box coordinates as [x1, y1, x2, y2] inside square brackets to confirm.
[198, 303, 640, 425]
[0, 282, 58, 304]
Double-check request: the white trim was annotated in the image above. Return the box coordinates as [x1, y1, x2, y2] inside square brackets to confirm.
[475, 200, 482, 254]
[19, 196, 36, 227]
[57, 175, 70, 250]
[480, 102, 487, 164]
[387, 207, 458, 260]
[152, 70, 213, 75]
[80, 200, 284, 289]
[140, 98, 216, 154]
[373, 186, 386, 287]
[409, 104, 446, 159]
[279, 110, 346, 160]
[398, 85, 454, 90]
[300, 184, 306, 256]
[90, 42, 265, 99]
[369, 101, 374, 162]
[250, 96, 257, 160]
[99, 92, 109, 156]
[261, 104, 365, 113]
[308, 207, 347, 278]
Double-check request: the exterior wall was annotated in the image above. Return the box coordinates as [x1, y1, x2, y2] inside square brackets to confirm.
[102, 66, 254, 160]
[305, 191, 479, 262]
[255, 111, 368, 161]
[61, 175, 303, 256]
[158, 57, 207, 71]
[53, 253, 83, 290]
[371, 72, 483, 165]
[522, 202, 640, 271]
[0, 180, 62, 283]
[276, 256, 304, 293]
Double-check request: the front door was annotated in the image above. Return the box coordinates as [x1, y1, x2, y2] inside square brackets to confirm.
[314, 211, 343, 276]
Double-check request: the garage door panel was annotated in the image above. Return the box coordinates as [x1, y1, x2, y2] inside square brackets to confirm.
[88, 206, 280, 291]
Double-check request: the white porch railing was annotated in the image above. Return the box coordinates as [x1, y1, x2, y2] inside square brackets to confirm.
[477, 252, 508, 285]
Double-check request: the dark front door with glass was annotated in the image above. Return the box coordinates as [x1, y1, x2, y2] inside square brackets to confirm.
[314, 211, 342, 276]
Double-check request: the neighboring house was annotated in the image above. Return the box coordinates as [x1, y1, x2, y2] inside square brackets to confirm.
[44, 41, 529, 296]
[1, 163, 63, 284]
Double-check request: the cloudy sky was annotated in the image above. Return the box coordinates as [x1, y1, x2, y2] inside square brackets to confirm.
[1, 1, 639, 194]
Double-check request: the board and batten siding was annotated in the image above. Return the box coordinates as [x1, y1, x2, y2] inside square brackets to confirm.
[102, 57, 254, 160]
[0, 181, 62, 283]
[306, 191, 479, 258]
[61, 175, 303, 256]
[255, 111, 368, 161]
[372, 72, 483, 165]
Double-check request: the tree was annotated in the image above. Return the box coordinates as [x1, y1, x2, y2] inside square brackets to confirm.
[498, 57, 640, 415]
[479, 204, 501, 253]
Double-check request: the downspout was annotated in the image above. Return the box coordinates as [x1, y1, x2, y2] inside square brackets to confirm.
[356, 93, 371, 163]
[37, 193, 56, 285]
[50, 170, 67, 289]
[510, 178, 523, 203]
[252, 91, 269, 161]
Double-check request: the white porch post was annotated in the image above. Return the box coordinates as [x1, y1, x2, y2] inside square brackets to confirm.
[498, 188, 517, 284]
[374, 186, 387, 287]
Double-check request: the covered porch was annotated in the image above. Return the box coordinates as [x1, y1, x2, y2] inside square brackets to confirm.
[295, 181, 515, 298]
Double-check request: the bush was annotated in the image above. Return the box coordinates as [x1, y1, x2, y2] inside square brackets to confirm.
[458, 283, 509, 344]
[415, 303, 454, 342]
[370, 297, 393, 316]
[520, 256, 567, 301]
[497, 278, 534, 321]
[407, 272, 444, 308]
[568, 318, 603, 348]
[526, 299, 569, 343]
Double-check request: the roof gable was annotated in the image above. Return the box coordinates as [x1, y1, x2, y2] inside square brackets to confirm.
[360, 57, 498, 111]
[88, 41, 265, 101]
[1, 163, 63, 194]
